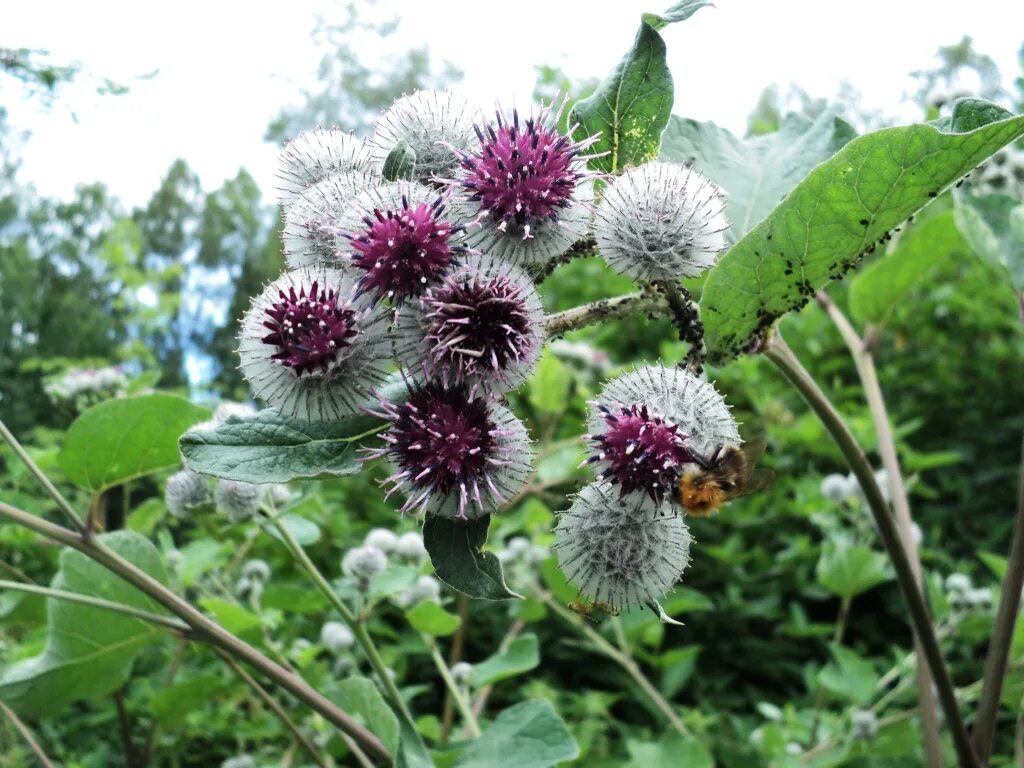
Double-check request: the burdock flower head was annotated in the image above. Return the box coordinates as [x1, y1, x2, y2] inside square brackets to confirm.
[555, 482, 692, 611]
[392, 253, 544, 393]
[364, 383, 532, 519]
[585, 365, 740, 502]
[283, 171, 380, 268]
[370, 89, 480, 183]
[238, 267, 391, 421]
[595, 161, 728, 282]
[336, 181, 467, 305]
[276, 128, 375, 206]
[448, 98, 599, 267]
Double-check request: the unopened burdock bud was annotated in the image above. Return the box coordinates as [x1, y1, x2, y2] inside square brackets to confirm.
[165, 469, 211, 518]
[364, 528, 400, 553]
[234, 576, 263, 604]
[820, 473, 855, 504]
[241, 559, 271, 583]
[238, 267, 392, 421]
[342, 545, 388, 584]
[320, 621, 356, 653]
[215, 480, 263, 522]
[945, 572, 972, 595]
[851, 709, 879, 741]
[555, 481, 692, 610]
[451, 661, 474, 686]
[395, 531, 428, 561]
[595, 161, 728, 282]
[277, 128, 375, 206]
[282, 171, 379, 268]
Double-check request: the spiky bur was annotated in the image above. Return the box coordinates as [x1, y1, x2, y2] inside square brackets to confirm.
[336, 181, 466, 305]
[364, 383, 532, 519]
[585, 402, 691, 503]
[447, 99, 599, 267]
[165, 469, 211, 518]
[320, 621, 355, 653]
[342, 545, 388, 590]
[215, 479, 263, 522]
[554, 482, 692, 611]
[364, 528, 399, 553]
[594, 162, 728, 282]
[588, 365, 740, 465]
[238, 267, 391, 421]
[392, 254, 544, 393]
[283, 171, 380, 268]
[370, 89, 480, 183]
[276, 128, 375, 207]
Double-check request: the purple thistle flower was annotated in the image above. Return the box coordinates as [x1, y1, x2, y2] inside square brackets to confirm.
[392, 254, 544, 394]
[239, 267, 391, 421]
[363, 383, 532, 520]
[276, 128, 375, 207]
[337, 182, 467, 305]
[586, 402, 692, 503]
[283, 171, 380, 268]
[448, 98, 599, 266]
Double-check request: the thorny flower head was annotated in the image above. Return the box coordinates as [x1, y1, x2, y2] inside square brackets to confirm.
[555, 482, 692, 611]
[364, 383, 532, 520]
[283, 171, 380, 268]
[238, 267, 391, 421]
[448, 98, 599, 266]
[276, 128, 375, 207]
[595, 161, 728, 282]
[392, 254, 544, 393]
[370, 89, 480, 183]
[337, 182, 466, 305]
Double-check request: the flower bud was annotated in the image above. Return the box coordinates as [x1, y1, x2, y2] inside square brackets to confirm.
[165, 469, 211, 518]
[851, 709, 879, 741]
[395, 531, 428, 561]
[320, 621, 356, 654]
[241, 559, 271, 583]
[276, 128, 375, 206]
[215, 479, 263, 522]
[283, 171, 380, 269]
[451, 661, 474, 686]
[342, 545, 388, 583]
[364, 528, 400, 553]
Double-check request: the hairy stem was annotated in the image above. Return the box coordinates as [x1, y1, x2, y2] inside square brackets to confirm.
[542, 592, 690, 737]
[425, 633, 481, 738]
[655, 280, 706, 372]
[818, 293, 943, 767]
[764, 331, 979, 768]
[529, 236, 597, 283]
[0, 500, 391, 764]
[0, 699, 56, 768]
[264, 510, 418, 730]
[545, 291, 664, 337]
[972, 428, 1024, 764]
[218, 650, 330, 768]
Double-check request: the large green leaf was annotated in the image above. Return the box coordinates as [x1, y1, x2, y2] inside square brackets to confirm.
[642, 1, 713, 31]
[180, 408, 384, 483]
[58, 394, 209, 491]
[0, 531, 169, 717]
[423, 515, 519, 601]
[848, 210, 970, 324]
[331, 675, 400, 755]
[700, 101, 1024, 363]
[660, 109, 855, 242]
[471, 634, 540, 687]
[570, 15, 682, 173]
[454, 700, 579, 768]
[406, 601, 461, 637]
[818, 644, 878, 706]
[626, 731, 713, 768]
[816, 542, 892, 599]
[954, 190, 1024, 290]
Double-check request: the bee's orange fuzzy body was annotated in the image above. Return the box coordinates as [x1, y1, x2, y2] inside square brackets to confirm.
[676, 467, 727, 517]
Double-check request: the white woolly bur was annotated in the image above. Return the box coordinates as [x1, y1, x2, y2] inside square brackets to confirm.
[555, 482, 692, 610]
[425, 402, 533, 520]
[589, 364, 740, 460]
[390, 253, 545, 394]
[238, 267, 391, 421]
[215, 479, 263, 522]
[370, 89, 480, 182]
[276, 129, 375, 206]
[595, 162, 728, 282]
[456, 180, 594, 269]
[165, 469, 211, 518]
[283, 171, 380, 268]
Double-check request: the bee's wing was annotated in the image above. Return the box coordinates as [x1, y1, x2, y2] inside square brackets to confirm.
[740, 437, 768, 465]
[729, 468, 776, 499]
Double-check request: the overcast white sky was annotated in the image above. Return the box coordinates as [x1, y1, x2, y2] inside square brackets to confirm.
[3, 0, 1022, 208]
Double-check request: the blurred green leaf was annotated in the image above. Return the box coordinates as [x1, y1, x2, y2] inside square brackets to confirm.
[58, 394, 209, 491]
[954, 190, 1024, 290]
[701, 101, 1024, 363]
[150, 675, 222, 728]
[423, 515, 520, 601]
[818, 644, 877, 705]
[332, 675, 400, 754]
[0, 532, 169, 717]
[816, 542, 891, 599]
[261, 513, 321, 546]
[454, 700, 578, 768]
[406, 601, 461, 636]
[198, 597, 261, 638]
[471, 634, 540, 686]
[626, 731, 713, 768]
[661, 108, 854, 243]
[528, 351, 571, 415]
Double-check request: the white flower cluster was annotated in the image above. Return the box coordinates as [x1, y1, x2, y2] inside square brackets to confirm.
[44, 365, 127, 413]
[235, 559, 272, 604]
[945, 572, 993, 610]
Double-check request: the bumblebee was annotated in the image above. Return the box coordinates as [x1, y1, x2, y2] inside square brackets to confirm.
[568, 600, 620, 621]
[675, 439, 774, 517]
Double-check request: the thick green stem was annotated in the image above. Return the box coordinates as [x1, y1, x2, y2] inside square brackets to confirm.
[0, 501, 390, 764]
[424, 634, 481, 738]
[265, 511, 417, 729]
[764, 331, 979, 768]
[972, 429, 1024, 765]
[819, 293, 943, 767]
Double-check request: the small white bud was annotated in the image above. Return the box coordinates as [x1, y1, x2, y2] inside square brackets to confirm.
[342, 545, 388, 583]
[241, 559, 271, 583]
[966, 587, 993, 609]
[320, 621, 355, 653]
[165, 469, 211, 518]
[451, 661, 474, 686]
[364, 528, 400, 554]
[820, 473, 854, 504]
[506, 537, 531, 557]
[945, 573, 972, 595]
[221, 756, 255, 768]
[851, 709, 879, 741]
[215, 479, 263, 522]
[394, 531, 428, 561]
